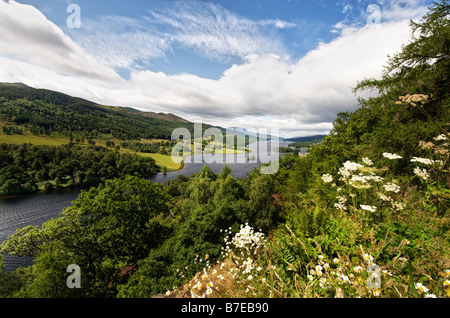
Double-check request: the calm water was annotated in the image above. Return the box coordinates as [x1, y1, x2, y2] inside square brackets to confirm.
[0, 141, 297, 271]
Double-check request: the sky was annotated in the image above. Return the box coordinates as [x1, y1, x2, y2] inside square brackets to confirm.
[0, 0, 433, 138]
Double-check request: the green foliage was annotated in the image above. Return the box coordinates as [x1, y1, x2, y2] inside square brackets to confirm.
[1, 1, 449, 299]
[0, 143, 159, 195]
[1, 176, 174, 297]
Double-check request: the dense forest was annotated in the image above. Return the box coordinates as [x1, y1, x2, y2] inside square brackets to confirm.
[0, 1, 449, 299]
[0, 143, 159, 196]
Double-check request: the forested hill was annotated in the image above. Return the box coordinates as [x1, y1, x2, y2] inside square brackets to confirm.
[0, 83, 208, 140]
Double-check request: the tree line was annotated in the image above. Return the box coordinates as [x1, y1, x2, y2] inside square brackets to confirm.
[0, 143, 159, 196]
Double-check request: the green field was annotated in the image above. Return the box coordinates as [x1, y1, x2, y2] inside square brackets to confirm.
[0, 132, 69, 146]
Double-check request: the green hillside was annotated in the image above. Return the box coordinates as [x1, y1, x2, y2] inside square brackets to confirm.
[0, 83, 205, 140]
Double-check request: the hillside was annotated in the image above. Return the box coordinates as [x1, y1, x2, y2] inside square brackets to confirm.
[99, 105, 190, 123]
[0, 83, 204, 140]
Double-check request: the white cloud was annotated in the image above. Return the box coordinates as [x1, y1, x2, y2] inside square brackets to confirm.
[0, 0, 120, 82]
[0, 0, 424, 138]
[67, 15, 172, 70]
[379, 0, 429, 22]
[146, 1, 290, 62]
[69, 0, 293, 70]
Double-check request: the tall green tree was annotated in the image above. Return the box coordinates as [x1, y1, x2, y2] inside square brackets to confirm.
[1, 176, 173, 297]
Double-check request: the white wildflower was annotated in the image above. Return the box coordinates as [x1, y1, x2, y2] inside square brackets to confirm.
[410, 157, 434, 165]
[343, 161, 364, 171]
[383, 182, 401, 193]
[378, 193, 392, 202]
[338, 167, 351, 180]
[383, 153, 402, 160]
[364, 254, 374, 263]
[335, 288, 344, 298]
[372, 290, 381, 297]
[334, 195, 347, 211]
[392, 201, 406, 211]
[415, 282, 429, 293]
[354, 266, 364, 273]
[360, 205, 377, 213]
[414, 167, 430, 180]
[321, 173, 333, 183]
[362, 157, 373, 166]
[434, 134, 447, 141]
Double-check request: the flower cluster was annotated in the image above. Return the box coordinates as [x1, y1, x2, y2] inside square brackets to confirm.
[434, 134, 447, 141]
[338, 161, 364, 180]
[225, 224, 266, 251]
[321, 173, 333, 183]
[413, 167, 430, 180]
[396, 94, 429, 107]
[383, 153, 402, 160]
[334, 195, 347, 211]
[362, 157, 373, 166]
[360, 205, 377, 213]
[321, 144, 446, 214]
[383, 182, 401, 193]
[306, 253, 390, 298]
[221, 224, 267, 296]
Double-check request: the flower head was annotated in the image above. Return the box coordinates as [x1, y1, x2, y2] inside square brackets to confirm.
[321, 173, 333, 183]
[434, 134, 447, 141]
[414, 167, 430, 180]
[383, 153, 402, 160]
[360, 205, 377, 213]
[364, 253, 374, 263]
[415, 282, 429, 293]
[383, 182, 400, 193]
[362, 157, 373, 166]
[354, 266, 364, 273]
[410, 157, 434, 165]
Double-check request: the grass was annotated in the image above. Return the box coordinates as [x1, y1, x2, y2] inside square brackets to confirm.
[0, 132, 69, 146]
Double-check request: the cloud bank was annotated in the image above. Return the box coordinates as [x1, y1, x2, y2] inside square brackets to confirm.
[0, 0, 428, 138]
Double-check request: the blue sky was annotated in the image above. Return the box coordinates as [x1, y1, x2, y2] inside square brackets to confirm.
[22, 0, 374, 78]
[0, 0, 433, 137]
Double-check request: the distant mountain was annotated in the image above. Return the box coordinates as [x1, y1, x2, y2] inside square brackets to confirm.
[285, 134, 327, 142]
[0, 83, 213, 140]
[226, 127, 284, 142]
